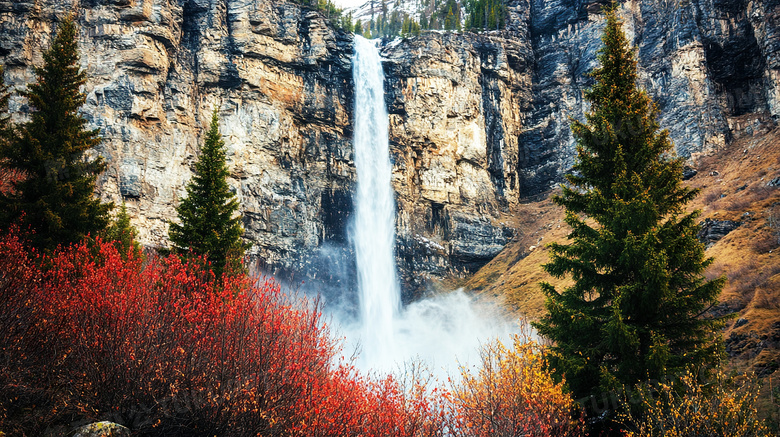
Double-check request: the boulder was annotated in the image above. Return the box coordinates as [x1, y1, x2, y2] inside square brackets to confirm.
[697, 218, 741, 245]
[73, 422, 130, 437]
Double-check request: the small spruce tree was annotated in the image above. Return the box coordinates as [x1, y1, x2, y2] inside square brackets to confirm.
[104, 202, 142, 259]
[532, 6, 725, 403]
[0, 65, 17, 195]
[0, 17, 111, 250]
[168, 109, 245, 278]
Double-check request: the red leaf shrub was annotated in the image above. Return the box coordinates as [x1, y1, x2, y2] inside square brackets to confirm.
[0, 230, 444, 436]
[0, 166, 25, 195]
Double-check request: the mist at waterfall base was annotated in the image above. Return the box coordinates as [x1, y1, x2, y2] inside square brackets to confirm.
[333, 287, 519, 376]
[312, 36, 518, 378]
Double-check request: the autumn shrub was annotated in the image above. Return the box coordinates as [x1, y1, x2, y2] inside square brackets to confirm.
[450, 335, 585, 437]
[0, 166, 24, 195]
[292, 363, 451, 437]
[0, 230, 444, 436]
[0, 230, 61, 432]
[620, 370, 771, 437]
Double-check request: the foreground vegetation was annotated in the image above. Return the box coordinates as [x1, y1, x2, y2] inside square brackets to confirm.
[0, 227, 590, 436]
[0, 228, 771, 436]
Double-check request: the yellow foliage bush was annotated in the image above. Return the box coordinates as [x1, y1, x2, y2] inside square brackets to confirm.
[621, 370, 770, 437]
[451, 335, 585, 437]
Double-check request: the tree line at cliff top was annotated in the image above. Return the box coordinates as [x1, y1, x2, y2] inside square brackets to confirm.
[0, 7, 775, 437]
[301, 0, 509, 37]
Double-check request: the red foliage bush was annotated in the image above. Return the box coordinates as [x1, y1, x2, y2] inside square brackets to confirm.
[0, 230, 444, 436]
[0, 166, 25, 195]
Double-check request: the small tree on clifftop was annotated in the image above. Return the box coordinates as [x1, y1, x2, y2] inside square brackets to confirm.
[532, 6, 725, 403]
[0, 17, 111, 250]
[169, 110, 245, 278]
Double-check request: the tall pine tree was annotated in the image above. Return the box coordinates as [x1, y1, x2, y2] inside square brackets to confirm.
[0, 17, 111, 250]
[168, 110, 245, 278]
[532, 6, 725, 402]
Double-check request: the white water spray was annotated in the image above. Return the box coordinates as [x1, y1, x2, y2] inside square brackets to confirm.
[352, 35, 400, 368]
[348, 36, 517, 376]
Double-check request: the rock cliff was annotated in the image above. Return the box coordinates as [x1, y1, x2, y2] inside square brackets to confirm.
[0, 0, 777, 300]
[520, 0, 780, 196]
[2, 0, 362, 297]
[381, 1, 533, 293]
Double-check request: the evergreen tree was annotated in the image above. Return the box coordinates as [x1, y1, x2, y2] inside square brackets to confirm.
[168, 109, 245, 278]
[464, 0, 506, 31]
[104, 202, 142, 259]
[0, 66, 11, 167]
[411, 20, 421, 35]
[531, 6, 724, 403]
[340, 12, 353, 32]
[0, 66, 19, 197]
[444, 6, 455, 30]
[0, 17, 111, 250]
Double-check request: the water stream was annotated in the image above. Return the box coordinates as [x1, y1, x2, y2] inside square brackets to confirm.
[352, 35, 400, 368]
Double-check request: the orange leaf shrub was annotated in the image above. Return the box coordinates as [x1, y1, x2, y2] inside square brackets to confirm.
[0, 229, 443, 436]
[451, 336, 585, 437]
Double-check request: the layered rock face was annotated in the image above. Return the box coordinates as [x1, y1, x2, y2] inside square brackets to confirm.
[1, 0, 359, 295]
[0, 0, 778, 299]
[382, 1, 533, 293]
[519, 0, 780, 196]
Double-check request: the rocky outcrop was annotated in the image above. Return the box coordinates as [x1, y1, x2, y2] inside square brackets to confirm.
[697, 218, 741, 245]
[72, 422, 130, 437]
[2, 0, 780, 299]
[726, 321, 780, 375]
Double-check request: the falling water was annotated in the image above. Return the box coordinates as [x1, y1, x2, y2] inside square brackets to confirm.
[346, 36, 518, 376]
[352, 35, 400, 368]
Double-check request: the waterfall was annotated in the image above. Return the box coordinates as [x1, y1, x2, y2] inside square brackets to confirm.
[352, 35, 400, 367]
[346, 36, 516, 376]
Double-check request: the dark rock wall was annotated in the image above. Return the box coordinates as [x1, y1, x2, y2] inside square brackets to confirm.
[518, 0, 780, 197]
